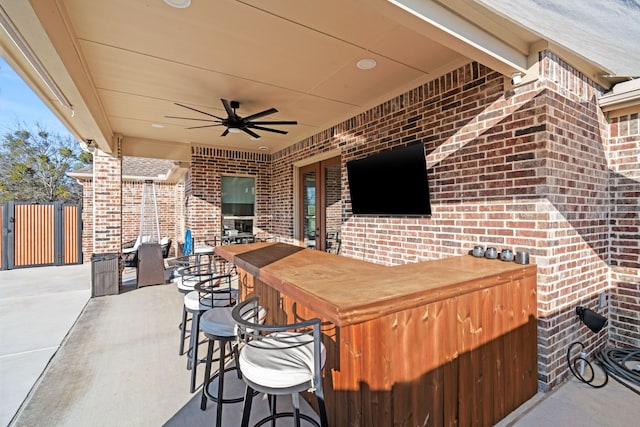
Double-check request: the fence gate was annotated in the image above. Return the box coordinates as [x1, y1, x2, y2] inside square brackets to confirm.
[1, 202, 83, 270]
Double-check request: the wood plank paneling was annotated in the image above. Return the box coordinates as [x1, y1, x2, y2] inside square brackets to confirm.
[240, 270, 537, 426]
[64, 205, 80, 264]
[2, 202, 82, 269]
[14, 204, 55, 266]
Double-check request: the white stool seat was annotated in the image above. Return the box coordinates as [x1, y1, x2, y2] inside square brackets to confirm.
[201, 305, 266, 337]
[194, 246, 214, 254]
[239, 332, 326, 389]
[200, 307, 236, 337]
[184, 290, 236, 312]
[233, 296, 328, 426]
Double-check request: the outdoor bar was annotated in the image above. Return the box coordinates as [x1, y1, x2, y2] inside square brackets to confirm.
[1, 1, 638, 426]
[217, 242, 538, 426]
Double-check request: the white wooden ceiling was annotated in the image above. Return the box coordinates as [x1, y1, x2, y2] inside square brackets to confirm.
[3, 0, 599, 159]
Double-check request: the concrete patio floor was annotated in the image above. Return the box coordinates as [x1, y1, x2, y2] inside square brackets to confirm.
[0, 263, 91, 427]
[2, 264, 639, 426]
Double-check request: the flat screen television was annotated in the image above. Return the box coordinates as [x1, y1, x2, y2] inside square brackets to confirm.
[346, 142, 431, 216]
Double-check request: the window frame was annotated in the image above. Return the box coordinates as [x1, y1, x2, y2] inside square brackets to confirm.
[221, 175, 256, 236]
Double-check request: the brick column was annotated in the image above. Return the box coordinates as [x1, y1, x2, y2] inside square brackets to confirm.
[607, 112, 640, 348]
[92, 144, 123, 254]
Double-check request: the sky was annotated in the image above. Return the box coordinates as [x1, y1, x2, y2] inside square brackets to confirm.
[0, 56, 74, 138]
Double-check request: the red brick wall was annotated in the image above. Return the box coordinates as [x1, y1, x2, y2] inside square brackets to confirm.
[121, 181, 182, 257]
[81, 179, 93, 261]
[186, 147, 271, 246]
[325, 164, 342, 235]
[92, 148, 122, 254]
[534, 53, 610, 389]
[607, 112, 640, 347]
[608, 113, 640, 269]
[264, 54, 613, 391]
[81, 177, 183, 260]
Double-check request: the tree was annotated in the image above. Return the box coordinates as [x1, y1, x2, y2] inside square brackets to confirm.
[0, 123, 92, 204]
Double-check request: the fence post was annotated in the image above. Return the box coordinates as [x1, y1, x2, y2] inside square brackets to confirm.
[54, 202, 63, 266]
[77, 205, 84, 264]
[1, 202, 6, 270]
[5, 202, 15, 270]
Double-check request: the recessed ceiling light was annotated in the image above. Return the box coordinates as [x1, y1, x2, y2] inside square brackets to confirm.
[258, 146, 269, 151]
[356, 58, 377, 70]
[163, 0, 191, 8]
[151, 123, 164, 128]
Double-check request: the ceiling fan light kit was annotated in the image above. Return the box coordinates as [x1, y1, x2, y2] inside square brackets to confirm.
[166, 98, 297, 140]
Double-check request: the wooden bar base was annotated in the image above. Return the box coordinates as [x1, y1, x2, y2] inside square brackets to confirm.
[219, 243, 538, 426]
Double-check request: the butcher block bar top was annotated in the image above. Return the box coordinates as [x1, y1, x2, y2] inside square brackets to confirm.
[215, 242, 536, 327]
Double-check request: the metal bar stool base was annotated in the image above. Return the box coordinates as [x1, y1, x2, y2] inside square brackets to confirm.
[200, 334, 247, 427]
[254, 411, 320, 427]
[202, 365, 244, 406]
[240, 385, 325, 427]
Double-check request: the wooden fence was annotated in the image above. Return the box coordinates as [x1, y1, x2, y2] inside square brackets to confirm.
[1, 202, 83, 270]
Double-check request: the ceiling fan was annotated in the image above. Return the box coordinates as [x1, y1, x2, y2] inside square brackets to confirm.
[165, 98, 297, 139]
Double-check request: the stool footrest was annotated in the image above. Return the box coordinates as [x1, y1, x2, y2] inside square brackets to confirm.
[202, 366, 245, 405]
[254, 412, 320, 427]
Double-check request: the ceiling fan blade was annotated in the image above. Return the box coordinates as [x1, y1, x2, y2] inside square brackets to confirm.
[241, 127, 261, 139]
[248, 120, 297, 125]
[221, 128, 230, 137]
[186, 124, 224, 130]
[165, 115, 220, 123]
[221, 99, 235, 118]
[174, 103, 224, 120]
[249, 125, 288, 135]
[243, 107, 278, 122]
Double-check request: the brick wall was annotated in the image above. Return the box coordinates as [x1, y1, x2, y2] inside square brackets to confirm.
[186, 147, 271, 246]
[264, 54, 615, 391]
[121, 181, 182, 257]
[607, 112, 640, 347]
[325, 163, 342, 235]
[92, 147, 122, 254]
[534, 53, 610, 389]
[81, 177, 183, 259]
[81, 179, 94, 261]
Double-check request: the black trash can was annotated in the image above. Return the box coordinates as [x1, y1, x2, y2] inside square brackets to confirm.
[91, 253, 121, 297]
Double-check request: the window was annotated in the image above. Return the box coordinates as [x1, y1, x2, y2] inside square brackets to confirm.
[221, 176, 255, 234]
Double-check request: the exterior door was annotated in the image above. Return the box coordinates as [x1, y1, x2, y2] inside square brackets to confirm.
[299, 157, 341, 252]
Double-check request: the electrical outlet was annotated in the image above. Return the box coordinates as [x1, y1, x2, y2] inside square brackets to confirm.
[598, 292, 608, 309]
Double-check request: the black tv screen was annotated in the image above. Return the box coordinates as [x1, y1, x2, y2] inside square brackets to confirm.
[346, 143, 431, 216]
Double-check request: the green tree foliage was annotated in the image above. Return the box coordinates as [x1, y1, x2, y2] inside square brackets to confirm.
[0, 123, 92, 204]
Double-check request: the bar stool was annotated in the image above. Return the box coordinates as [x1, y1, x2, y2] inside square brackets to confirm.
[194, 244, 215, 270]
[232, 296, 329, 427]
[199, 303, 266, 426]
[184, 274, 237, 393]
[175, 263, 216, 356]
